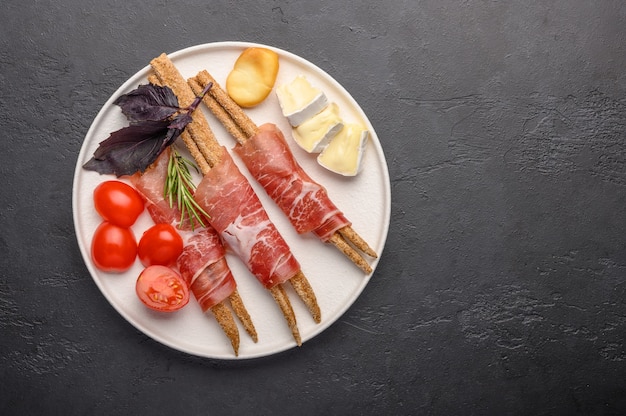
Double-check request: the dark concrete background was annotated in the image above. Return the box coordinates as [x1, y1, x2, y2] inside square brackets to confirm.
[1, 1, 625, 414]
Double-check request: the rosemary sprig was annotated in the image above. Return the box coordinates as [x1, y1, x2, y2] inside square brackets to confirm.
[165, 147, 210, 230]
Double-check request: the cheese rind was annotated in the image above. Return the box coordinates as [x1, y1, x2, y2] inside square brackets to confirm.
[317, 124, 369, 176]
[292, 103, 344, 153]
[276, 76, 328, 127]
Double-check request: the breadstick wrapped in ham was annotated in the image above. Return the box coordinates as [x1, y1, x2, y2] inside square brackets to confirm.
[176, 226, 257, 349]
[234, 123, 351, 242]
[130, 149, 257, 355]
[176, 228, 235, 311]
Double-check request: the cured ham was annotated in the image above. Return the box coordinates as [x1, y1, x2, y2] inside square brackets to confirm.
[194, 146, 300, 289]
[176, 227, 236, 311]
[234, 123, 351, 242]
[131, 149, 257, 354]
[129, 149, 192, 231]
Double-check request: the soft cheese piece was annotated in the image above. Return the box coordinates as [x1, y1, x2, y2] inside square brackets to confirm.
[317, 123, 369, 176]
[276, 75, 328, 127]
[226, 47, 279, 108]
[292, 103, 344, 153]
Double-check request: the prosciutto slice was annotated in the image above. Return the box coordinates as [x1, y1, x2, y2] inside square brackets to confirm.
[234, 123, 351, 242]
[176, 228, 236, 311]
[194, 146, 300, 289]
[131, 149, 236, 310]
[129, 148, 192, 231]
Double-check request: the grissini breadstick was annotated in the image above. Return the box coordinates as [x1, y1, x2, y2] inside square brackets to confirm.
[188, 70, 377, 274]
[210, 301, 240, 353]
[150, 54, 321, 345]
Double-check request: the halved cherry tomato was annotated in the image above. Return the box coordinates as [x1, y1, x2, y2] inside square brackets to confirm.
[137, 223, 184, 267]
[136, 265, 189, 312]
[93, 180, 145, 227]
[91, 221, 137, 272]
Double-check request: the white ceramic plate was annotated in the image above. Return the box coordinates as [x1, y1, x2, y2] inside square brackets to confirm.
[72, 42, 391, 360]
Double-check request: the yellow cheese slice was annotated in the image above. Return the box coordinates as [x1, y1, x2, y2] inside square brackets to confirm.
[292, 103, 343, 153]
[317, 124, 369, 176]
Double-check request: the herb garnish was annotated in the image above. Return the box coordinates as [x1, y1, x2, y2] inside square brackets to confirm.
[83, 82, 212, 177]
[165, 147, 210, 230]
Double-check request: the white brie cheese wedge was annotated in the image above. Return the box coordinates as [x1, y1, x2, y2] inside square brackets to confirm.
[292, 103, 344, 153]
[276, 75, 328, 127]
[317, 124, 369, 176]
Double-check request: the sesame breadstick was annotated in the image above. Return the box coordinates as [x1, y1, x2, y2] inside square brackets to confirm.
[188, 76, 249, 144]
[195, 70, 258, 138]
[289, 271, 321, 323]
[210, 301, 240, 355]
[338, 227, 377, 259]
[148, 73, 214, 174]
[328, 233, 372, 275]
[149, 59, 223, 168]
[270, 283, 301, 346]
[227, 287, 258, 343]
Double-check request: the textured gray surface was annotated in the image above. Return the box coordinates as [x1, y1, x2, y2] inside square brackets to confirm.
[1, 0, 625, 414]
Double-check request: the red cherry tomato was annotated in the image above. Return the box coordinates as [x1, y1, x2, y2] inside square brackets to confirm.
[137, 223, 184, 267]
[91, 221, 137, 272]
[136, 265, 189, 312]
[93, 181, 145, 227]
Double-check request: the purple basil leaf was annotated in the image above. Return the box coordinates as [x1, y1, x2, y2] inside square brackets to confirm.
[113, 84, 180, 122]
[168, 113, 192, 130]
[83, 120, 179, 176]
[83, 82, 202, 177]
